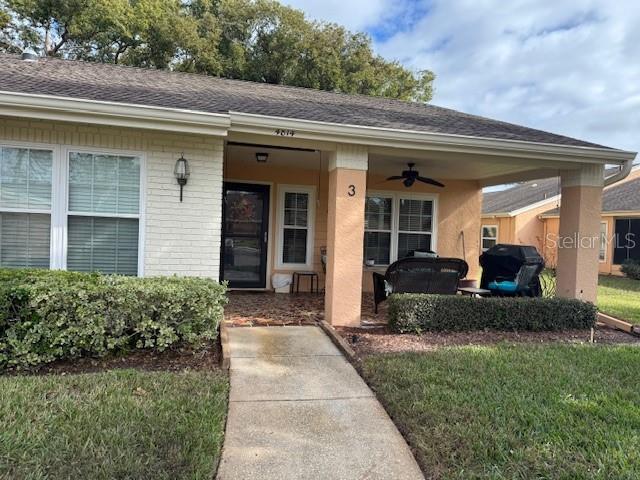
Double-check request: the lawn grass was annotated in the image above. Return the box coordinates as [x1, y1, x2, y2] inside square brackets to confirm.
[363, 345, 640, 480]
[0, 369, 228, 480]
[598, 275, 640, 323]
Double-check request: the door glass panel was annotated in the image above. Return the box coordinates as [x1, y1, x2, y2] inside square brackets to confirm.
[223, 236, 262, 283]
[222, 185, 269, 287]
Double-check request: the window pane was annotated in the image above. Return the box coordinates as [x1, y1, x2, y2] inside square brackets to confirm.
[283, 192, 308, 227]
[282, 228, 307, 264]
[482, 238, 497, 251]
[0, 212, 50, 268]
[399, 199, 432, 233]
[365, 197, 392, 231]
[482, 226, 497, 239]
[599, 222, 607, 261]
[397, 233, 431, 259]
[364, 232, 391, 265]
[0, 147, 52, 209]
[69, 153, 140, 215]
[67, 216, 139, 275]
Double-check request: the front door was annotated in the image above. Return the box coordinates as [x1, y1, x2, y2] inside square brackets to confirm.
[221, 182, 270, 288]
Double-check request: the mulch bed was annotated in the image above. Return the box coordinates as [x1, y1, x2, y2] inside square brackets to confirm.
[5, 344, 221, 376]
[337, 326, 640, 357]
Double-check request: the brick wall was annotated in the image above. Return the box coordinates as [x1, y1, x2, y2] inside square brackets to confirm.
[0, 117, 224, 278]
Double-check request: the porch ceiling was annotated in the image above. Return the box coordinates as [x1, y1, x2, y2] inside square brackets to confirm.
[226, 141, 585, 186]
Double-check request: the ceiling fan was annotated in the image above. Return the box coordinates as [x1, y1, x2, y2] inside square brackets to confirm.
[386, 163, 445, 188]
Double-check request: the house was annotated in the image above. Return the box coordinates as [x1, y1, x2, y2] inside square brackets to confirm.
[541, 172, 640, 275]
[0, 53, 635, 326]
[481, 167, 640, 275]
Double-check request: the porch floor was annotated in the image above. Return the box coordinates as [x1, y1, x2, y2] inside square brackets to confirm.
[224, 291, 386, 327]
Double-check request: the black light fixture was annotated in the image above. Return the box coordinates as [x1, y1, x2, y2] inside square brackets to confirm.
[255, 152, 269, 163]
[174, 154, 190, 202]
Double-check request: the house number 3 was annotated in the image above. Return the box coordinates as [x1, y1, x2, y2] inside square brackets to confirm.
[347, 185, 356, 196]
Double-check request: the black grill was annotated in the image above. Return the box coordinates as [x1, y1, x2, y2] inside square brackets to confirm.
[479, 244, 545, 296]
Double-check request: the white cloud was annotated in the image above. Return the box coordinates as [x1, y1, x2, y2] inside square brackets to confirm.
[285, 0, 640, 155]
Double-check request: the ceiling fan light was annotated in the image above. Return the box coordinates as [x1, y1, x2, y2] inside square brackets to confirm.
[403, 178, 414, 187]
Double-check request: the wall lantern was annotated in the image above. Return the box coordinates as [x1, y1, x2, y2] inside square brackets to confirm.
[174, 154, 190, 202]
[255, 152, 269, 163]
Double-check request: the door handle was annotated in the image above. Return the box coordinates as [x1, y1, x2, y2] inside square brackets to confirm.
[264, 231, 268, 243]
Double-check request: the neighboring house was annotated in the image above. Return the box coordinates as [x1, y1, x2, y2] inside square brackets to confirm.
[541, 173, 640, 275]
[481, 167, 640, 275]
[0, 53, 635, 327]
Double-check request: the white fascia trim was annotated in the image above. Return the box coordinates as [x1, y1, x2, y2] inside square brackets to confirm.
[0, 91, 231, 136]
[507, 195, 560, 217]
[229, 111, 637, 164]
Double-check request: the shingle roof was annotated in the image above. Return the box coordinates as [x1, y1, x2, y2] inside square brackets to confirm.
[0, 54, 611, 148]
[482, 177, 561, 215]
[542, 177, 640, 216]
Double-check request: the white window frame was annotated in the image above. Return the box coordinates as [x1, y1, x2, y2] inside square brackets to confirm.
[0, 141, 58, 269]
[276, 184, 315, 270]
[481, 224, 499, 252]
[365, 190, 438, 266]
[0, 141, 59, 269]
[0, 141, 145, 275]
[364, 194, 394, 266]
[61, 147, 146, 276]
[599, 221, 607, 263]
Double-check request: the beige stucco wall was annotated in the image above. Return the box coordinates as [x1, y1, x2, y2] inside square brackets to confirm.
[481, 216, 513, 245]
[0, 116, 224, 277]
[543, 213, 639, 276]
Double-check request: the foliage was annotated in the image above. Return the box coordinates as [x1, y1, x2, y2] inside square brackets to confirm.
[0, 0, 434, 101]
[620, 258, 640, 280]
[1, 369, 228, 479]
[387, 293, 597, 333]
[0, 269, 227, 370]
[362, 345, 640, 479]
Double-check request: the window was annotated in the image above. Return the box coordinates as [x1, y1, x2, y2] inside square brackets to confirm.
[278, 186, 314, 268]
[363, 193, 437, 265]
[481, 225, 498, 252]
[66, 152, 141, 275]
[364, 196, 392, 265]
[397, 198, 433, 259]
[0, 146, 52, 268]
[599, 221, 607, 262]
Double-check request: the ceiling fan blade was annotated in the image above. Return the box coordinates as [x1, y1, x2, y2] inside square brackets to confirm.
[417, 176, 445, 188]
[386, 175, 405, 181]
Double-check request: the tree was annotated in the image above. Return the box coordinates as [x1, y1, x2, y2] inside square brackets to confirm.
[0, 0, 435, 102]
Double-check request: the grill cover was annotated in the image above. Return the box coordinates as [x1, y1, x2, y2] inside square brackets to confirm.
[479, 244, 545, 295]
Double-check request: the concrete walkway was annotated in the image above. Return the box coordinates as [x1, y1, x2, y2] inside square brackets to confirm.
[217, 326, 424, 480]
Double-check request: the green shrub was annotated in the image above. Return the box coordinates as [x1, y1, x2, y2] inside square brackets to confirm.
[0, 269, 227, 370]
[387, 294, 597, 333]
[620, 259, 640, 280]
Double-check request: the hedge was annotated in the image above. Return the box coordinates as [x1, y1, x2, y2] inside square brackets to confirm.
[0, 269, 227, 370]
[621, 259, 640, 280]
[387, 294, 597, 333]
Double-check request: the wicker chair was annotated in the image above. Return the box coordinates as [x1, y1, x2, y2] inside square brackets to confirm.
[372, 257, 469, 313]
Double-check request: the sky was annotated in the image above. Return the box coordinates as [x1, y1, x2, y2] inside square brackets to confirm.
[283, 0, 640, 156]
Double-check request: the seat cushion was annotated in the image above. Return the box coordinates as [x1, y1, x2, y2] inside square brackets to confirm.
[488, 280, 518, 292]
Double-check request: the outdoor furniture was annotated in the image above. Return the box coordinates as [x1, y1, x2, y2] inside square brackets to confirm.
[372, 257, 469, 313]
[458, 286, 492, 297]
[479, 244, 545, 297]
[292, 271, 320, 294]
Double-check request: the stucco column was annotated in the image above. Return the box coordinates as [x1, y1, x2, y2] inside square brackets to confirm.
[556, 164, 603, 302]
[325, 145, 368, 326]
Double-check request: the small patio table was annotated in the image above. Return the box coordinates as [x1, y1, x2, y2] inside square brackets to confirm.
[458, 287, 492, 297]
[292, 271, 320, 294]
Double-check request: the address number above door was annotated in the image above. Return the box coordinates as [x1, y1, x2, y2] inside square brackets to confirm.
[274, 129, 295, 137]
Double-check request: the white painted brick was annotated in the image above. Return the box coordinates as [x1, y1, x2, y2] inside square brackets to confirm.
[0, 117, 223, 278]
